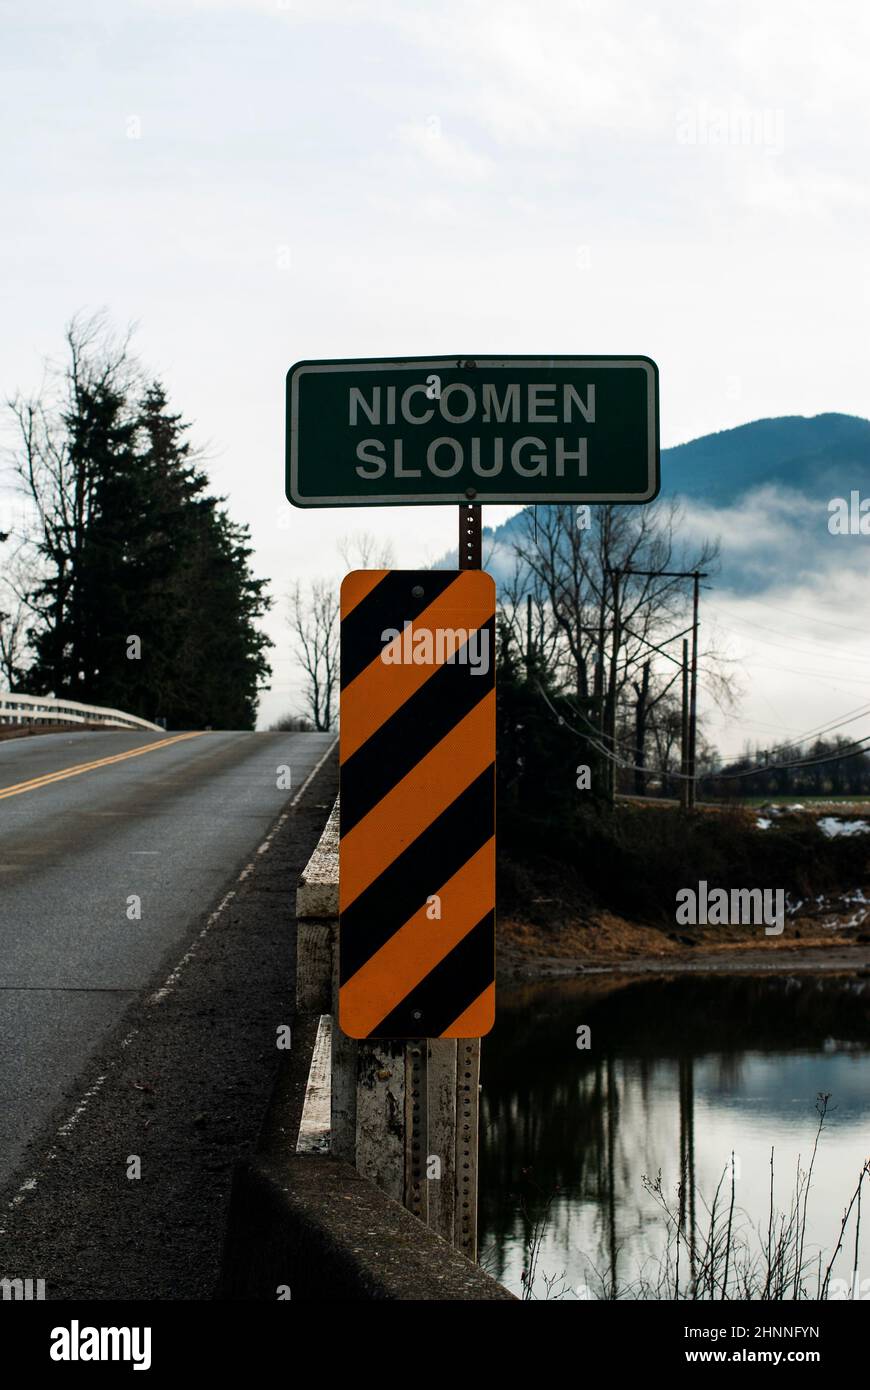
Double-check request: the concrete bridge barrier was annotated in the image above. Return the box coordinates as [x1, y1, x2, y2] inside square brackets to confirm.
[219, 798, 514, 1301]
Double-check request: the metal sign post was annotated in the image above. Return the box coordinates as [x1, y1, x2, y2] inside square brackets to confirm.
[460, 501, 482, 568]
[404, 507, 485, 1257]
[455, 501, 482, 1258]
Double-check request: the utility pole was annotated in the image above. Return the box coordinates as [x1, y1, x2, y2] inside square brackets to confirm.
[606, 567, 621, 804]
[578, 620, 612, 794]
[595, 598, 606, 740]
[618, 567, 708, 812]
[526, 592, 533, 674]
[687, 571, 701, 811]
[634, 659, 650, 796]
[680, 638, 689, 810]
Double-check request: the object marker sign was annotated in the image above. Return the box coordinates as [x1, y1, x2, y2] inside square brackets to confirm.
[339, 569, 496, 1040]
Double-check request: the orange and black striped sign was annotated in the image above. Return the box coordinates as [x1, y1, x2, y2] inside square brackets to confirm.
[339, 569, 496, 1040]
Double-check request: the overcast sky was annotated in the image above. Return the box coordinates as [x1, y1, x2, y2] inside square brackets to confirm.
[2, 0, 868, 740]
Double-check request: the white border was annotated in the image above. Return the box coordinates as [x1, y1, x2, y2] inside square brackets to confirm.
[287, 357, 658, 507]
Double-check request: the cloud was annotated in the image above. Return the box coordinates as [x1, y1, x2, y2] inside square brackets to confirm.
[680, 486, 816, 555]
[396, 119, 493, 181]
[681, 484, 870, 594]
[6, 0, 870, 735]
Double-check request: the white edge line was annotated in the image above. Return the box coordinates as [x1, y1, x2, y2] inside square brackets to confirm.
[147, 734, 337, 1005]
[2, 735, 338, 1222]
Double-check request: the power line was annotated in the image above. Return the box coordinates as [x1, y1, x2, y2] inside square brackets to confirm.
[729, 593, 870, 638]
[707, 699, 870, 764]
[781, 701, 870, 745]
[564, 628, 870, 763]
[710, 613, 870, 666]
[534, 677, 695, 781]
[536, 665, 870, 785]
[515, 582, 870, 790]
[715, 734, 870, 780]
[751, 663, 870, 689]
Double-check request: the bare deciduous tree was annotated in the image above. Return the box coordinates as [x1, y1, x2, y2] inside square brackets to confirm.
[497, 556, 563, 677]
[337, 530, 395, 571]
[500, 501, 735, 794]
[509, 500, 719, 696]
[0, 587, 29, 687]
[288, 578, 339, 731]
[0, 530, 35, 688]
[288, 534, 397, 734]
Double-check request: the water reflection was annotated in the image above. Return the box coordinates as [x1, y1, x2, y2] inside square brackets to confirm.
[479, 973, 870, 1299]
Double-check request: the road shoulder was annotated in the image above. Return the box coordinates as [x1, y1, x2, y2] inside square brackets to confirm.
[0, 751, 338, 1300]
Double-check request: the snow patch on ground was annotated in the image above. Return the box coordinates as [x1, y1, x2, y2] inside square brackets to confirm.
[785, 887, 869, 928]
[818, 817, 870, 839]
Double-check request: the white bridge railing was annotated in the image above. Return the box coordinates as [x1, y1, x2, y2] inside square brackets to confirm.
[0, 691, 163, 733]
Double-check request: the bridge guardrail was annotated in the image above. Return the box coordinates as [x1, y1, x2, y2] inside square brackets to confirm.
[0, 691, 163, 733]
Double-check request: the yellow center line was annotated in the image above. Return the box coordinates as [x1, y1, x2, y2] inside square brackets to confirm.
[0, 731, 208, 801]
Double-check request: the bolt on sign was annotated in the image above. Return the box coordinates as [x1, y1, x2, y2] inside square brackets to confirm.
[286, 356, 659, 506]
[338, 569, 496, 1040]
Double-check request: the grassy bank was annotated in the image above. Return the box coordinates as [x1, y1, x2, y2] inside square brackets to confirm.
[497, 801, 870, 966]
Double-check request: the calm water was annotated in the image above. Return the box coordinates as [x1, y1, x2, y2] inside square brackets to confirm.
[479, 973, 870, 1299]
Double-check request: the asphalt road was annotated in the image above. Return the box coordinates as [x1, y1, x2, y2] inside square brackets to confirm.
[0, 727, 334, 1193]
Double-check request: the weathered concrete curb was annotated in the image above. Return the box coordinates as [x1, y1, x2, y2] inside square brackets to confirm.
[219, 1014, 516, 1301]
[295, 798, 339, 1015]
[219, 1151, 515, 1300]
[296, 799, 339, 919]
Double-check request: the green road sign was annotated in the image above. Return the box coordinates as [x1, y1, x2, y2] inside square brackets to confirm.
[286, 356, 659, 508]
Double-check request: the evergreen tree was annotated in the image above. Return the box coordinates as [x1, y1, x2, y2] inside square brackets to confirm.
[123, 381, 271, 728]
[26, 364, 139, 698]
[12, 317, 271, 729]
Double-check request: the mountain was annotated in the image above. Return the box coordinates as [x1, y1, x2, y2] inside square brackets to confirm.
[477, 412, 870, 595]
[659, 413, 870, 505]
